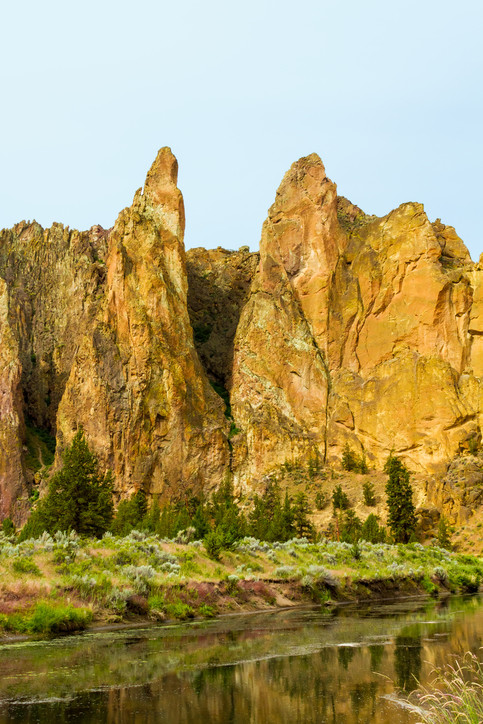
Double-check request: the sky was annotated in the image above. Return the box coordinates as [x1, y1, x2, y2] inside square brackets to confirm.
[1, 0, 482, 258]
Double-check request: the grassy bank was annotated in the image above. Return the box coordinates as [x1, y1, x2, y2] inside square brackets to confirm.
[0, 530, 482, 637]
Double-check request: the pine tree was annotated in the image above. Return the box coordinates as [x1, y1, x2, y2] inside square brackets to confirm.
[361, 513, 386, 543]
[280, 490, 295, 540]
[22, 430, 113, 539]
[342, 443, 358, 471]
[340, 509, 362, 543]
[437, 516, 452, 549]
[362, 481, 376, 506]
[384, 454, 417, 543]
[111, 490, 147, 536]
[292, 492, 316, 540]
[332, 484, 350, 511]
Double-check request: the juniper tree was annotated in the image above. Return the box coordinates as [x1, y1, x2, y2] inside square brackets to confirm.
[111, 490, 148, 536]
[384, 454, 416, 543]
[362, 481, 376, 506]
[292, 492, 316, 540]
[361, 513, 386, 543]
[21, 430, 114, 539]
[332, 484, 350, 511]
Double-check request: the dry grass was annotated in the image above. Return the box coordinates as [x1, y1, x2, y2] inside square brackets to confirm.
[412, 651, 483, 723]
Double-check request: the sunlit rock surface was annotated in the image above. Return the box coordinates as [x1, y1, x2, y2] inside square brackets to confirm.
[1, 148, 483, 519]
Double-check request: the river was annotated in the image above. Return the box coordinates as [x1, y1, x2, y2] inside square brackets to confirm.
[0, 594, 482, 723]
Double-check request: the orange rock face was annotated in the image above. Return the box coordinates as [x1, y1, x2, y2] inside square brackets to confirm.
[0, 280, 27, 523]
[231, 155, 483, 482]
[1, 148, 483, 520]
[56, 149, 229, 500]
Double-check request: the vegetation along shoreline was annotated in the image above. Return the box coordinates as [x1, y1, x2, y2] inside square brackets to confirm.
[1, 431, 482, 639]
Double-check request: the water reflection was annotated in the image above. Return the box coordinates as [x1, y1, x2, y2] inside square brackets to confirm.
[0, 595, 482, 724]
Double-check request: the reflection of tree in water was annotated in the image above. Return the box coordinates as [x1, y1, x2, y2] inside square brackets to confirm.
[350, 681, 378, 722]
[369, 644, 385, 671]
[338, 645, 356, 670]
[394, 635, 422, 691]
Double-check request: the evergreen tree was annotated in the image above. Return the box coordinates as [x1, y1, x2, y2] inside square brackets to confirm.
[360, 513, 386, 543]
[1, 518, 16, 537]
[192, 503, 211, 539]
[292, 492, 316, 540]
[280, 490, 295, 540]
[437, 516, 452, 549]
[209, 478, 246, 549]
[143, 498, 161, 533]
[362, 481, 376, 506]
[315, 491, 327, 510]
[384, 455, 417, 543]
[342, 443, 358, 472]
[111, 490, 147, 536]
[248, 480, 292, 541]
[332, 484, 350, 511]
[340, 509, 362, 543]
[342, 443, 368, 473]
[21, 430, 113, 539]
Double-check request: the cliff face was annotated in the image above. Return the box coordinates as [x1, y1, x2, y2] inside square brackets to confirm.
[0, 279, 27, 521]
[230, 154, 483, 485]
[1, 147, 483, 521]
[56, 149, 229, 500]
[325, 201, 479, 472]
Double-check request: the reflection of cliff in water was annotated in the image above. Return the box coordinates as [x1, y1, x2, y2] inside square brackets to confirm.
[1, 596, 482, 724]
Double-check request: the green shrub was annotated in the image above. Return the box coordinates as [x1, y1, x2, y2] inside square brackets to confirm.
[421, 574, 439, 597]
[224, 574, 240, 595]
[12, 557, 42, 576]
[1, 518, 16, 537]
[453, 568, 481, 594]
[204, 530, 223, 560]
[468, 436, 479, 455]
[164, 602, 195, 620]
[147, 594, 165, 612]
[199, 604, 215, 618]
[0, 602, 92, 634]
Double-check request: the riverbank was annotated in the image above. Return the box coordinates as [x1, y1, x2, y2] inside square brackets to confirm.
[0, 530, 482, 637]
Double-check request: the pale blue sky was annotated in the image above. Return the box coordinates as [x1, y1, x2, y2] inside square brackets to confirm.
[1, 1, 482, 258]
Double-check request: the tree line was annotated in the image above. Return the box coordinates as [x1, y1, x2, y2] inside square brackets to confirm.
[10, 430, 429, 550]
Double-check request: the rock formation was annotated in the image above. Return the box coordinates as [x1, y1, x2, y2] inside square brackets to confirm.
[1, 146, 483, 522]
[230, 155, 481, 484]
[56, 149, 229, 501]
[0, 279, 27, 522]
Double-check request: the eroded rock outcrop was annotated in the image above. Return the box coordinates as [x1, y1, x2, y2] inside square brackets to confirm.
[1, 146, 483, 520]
[0, 280, 27, 523]
[230, 153, 483, 485]
[56, 149, 229, 499]
[230, 155, 335, 485]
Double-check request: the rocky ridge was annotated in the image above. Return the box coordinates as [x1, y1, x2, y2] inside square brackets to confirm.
[1, 148, 482, 527]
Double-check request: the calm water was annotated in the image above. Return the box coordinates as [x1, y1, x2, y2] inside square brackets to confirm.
[0, 595, 482, 723]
